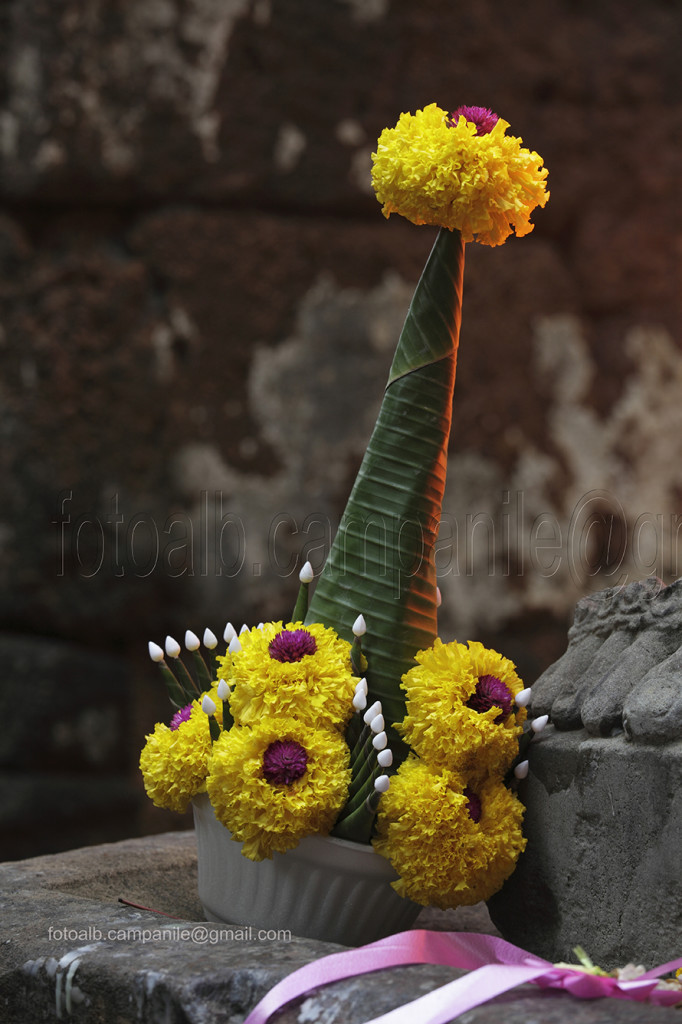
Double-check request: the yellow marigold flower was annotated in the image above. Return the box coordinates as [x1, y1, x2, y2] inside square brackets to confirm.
[139, 689, 222, 814]
[371, 103, 549, 246]
[374, 757, 526, 908]
[206, 717, 351, 861]
[398, 639, 527, 777]
[217, 621, 356, 731]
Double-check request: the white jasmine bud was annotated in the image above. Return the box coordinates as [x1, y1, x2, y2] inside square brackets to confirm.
[148, 641, 164, 663]
[203, 628, 218, 649]
[370, 713, 385, 734]
[216, 679, 230, 700]
[374, 774, 390, 793]
[363, 700, 382, 725]
[531, 715, 549, 733]
[257, 622, 265, 630]
[352, 691, 367, 711]
[515, 687, 532, 708]
[201, 695, 217, 716]
[223, 622, 236, 643]
[352, 614, 366, 637]
[377, 748, 393, 768]
[239, 623, 249, 634]
[165, 636, 181, 659]
[514, 760, 530, 780]
[355, 677, 368, 696]
[372, 731, 387, 751]
[228, 636, 242, 654]
[299, 561, 314, 583]
[184, 630, 200, 651]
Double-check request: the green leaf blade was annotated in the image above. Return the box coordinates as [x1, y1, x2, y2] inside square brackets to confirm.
[306, 228, 465, 733]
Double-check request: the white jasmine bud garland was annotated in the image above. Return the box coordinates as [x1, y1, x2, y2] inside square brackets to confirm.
[165, 636, 181, 659]
[377, 748, 393, 768]
[202, 695, 217, 716]
[372, 731, 387, 750]
[184, 630, 200, 651]
[223, 622, 236, 644]
[299, 560, 314, 583]
[352, 614, 367, 637]
[531, 715, 549, 733]
[515, 687, 532, 708]
[514, 760, 530, 780]
[203, 628, 218, 649]
[148, 641, 164, 663]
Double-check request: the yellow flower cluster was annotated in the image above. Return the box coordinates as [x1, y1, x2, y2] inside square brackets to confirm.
[374, 758, 526, 908]
[218, 621, 356, 730]
[139, 687, 223, 814]
[371, 104, 549, 246]
[206, 718, 351, 860]
[141, 622, 356, 860]
[375, 639, 527, 907]
[399, 639, 526, 777]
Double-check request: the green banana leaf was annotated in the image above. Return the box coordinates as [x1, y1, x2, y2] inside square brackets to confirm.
[306, 227, 465, 734]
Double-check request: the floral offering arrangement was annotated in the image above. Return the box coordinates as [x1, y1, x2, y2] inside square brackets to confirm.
[141, 103, 551, 914]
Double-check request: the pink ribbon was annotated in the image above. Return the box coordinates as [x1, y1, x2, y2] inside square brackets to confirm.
[243, 930, 682, 1024]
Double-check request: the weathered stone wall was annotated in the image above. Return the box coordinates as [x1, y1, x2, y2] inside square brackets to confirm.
[2, 0, 682, 854]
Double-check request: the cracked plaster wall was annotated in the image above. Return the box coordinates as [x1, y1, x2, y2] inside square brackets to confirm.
[172, 271, 415, 622]
[439, 315, 682, 646]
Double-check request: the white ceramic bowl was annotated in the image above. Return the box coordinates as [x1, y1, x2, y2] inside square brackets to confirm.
[192, 793, 421, 946]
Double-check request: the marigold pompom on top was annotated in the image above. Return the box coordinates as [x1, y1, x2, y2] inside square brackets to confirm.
[140, 688, 224, 814]
[206, 717, 351, 860]
[371, 102, 548, 246]
[374, 757, 526, 908]
[218, 621, 356, 731]
[398, 639, 527, 778]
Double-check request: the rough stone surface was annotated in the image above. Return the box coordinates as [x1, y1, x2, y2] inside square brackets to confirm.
[488, 727, 682, 967]
[623, 644, 682, 742]
[1, 831, 679, 1024]
[530, 577, 682, 739]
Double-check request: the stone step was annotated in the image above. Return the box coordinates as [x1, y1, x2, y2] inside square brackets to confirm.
[1, 831, 677, 1023]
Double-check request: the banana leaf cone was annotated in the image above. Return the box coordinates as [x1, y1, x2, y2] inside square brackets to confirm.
[306, 226, 465, 743]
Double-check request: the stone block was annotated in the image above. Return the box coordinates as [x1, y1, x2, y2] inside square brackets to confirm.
[0, 773, 139, 862]
[0, 633, 139, 860]
[0, 634, 128, 773]
[488, 727, 682, 968]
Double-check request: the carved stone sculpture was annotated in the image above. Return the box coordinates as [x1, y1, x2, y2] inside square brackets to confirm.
[530, 577, 682, 739]
[488, 577, 682, 966]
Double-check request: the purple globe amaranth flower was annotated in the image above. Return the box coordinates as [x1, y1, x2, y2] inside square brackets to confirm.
[466, 674, 513, 723]
[464, 786, 482, 824]
[170, 704, 193, 731]
[268, 628, 317, 663]
[450, 105, 499, 136]
[262, 739, 309, 786]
